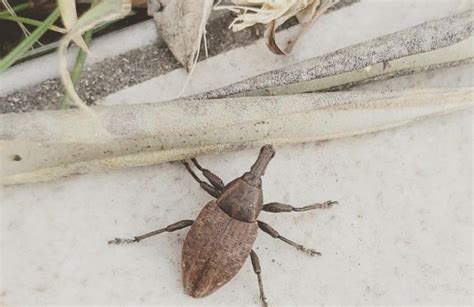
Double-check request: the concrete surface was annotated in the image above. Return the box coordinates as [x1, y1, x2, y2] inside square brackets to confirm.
[1, 107, 472, 305]
[0, 0, 472, 306]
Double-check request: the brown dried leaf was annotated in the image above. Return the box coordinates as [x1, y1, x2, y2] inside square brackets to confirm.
[266, 0, 338, 54]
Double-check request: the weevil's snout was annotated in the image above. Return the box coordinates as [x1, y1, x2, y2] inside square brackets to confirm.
[260, 144, 275, 159]
[243, 145, 275, 186]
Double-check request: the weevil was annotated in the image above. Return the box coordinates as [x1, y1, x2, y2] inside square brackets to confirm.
[109, 145, 338, 306]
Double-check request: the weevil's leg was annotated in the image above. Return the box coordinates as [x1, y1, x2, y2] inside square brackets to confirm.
[258, 221, 321, 256]
[250, 249, 269, 307]
[108, 220, 193, 245]
[190, 158, 225, 191]
[262, 200, 338, 213]
[182, 161, 221, 198]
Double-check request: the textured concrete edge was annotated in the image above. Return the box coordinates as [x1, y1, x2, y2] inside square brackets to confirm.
[192, 10, 473, 99]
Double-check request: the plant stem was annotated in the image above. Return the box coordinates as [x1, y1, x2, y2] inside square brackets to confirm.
[60, 0, 99, 109]
[0, 6, 60, 73]
[0, 2, 30, 17]
[0, 14, 66, 33]
[6, 6, 135, 64]
[59, 29, 93, 109]
[17, 41, 60, 61]
[16, 16, 123, 63]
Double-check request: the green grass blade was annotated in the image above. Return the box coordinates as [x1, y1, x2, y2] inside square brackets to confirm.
[0, 6, 61, 73]
[0, 2, 30, 17]
[15, 13, 130, 63]
[17, 41, 60, 62]
[0, 14, 66, 33]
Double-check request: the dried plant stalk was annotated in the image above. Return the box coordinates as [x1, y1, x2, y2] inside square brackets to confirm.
[220, 0, 338, 54]
[1, 88, 472, 185]
[58, 0, 131, 115]
[194, 10, 473, 99]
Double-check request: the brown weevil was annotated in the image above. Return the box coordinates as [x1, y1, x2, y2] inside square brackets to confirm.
[109, 145, 338, 306]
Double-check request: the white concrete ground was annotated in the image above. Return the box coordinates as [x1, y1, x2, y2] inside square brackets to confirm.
[1, 0, 472, 306]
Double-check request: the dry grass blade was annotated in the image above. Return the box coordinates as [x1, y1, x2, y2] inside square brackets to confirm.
[57, 0, 131, 118]
[58, 0, 89, 52]
[218, 0, 338, 54]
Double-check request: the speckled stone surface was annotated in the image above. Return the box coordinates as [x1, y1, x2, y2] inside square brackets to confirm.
[1, 1, 472, 306]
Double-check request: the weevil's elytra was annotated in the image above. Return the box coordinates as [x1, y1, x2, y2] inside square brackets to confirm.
[109, 145, 338, 306]
[182, 200, 258, 297]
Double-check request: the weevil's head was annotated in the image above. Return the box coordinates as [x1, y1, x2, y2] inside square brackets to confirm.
[242, 144, 275, 187]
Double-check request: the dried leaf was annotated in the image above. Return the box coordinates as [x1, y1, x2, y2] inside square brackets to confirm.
[194, 11, 473, 99]
[220, 0, 337, 54]
[1, 88, 472, 185]
[290, 0, 337, 52]
[58, 0, 89, 52]
[153, 0, 213, 71]
[58, 0, 131, 118]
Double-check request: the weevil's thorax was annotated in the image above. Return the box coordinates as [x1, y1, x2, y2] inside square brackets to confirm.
[217, 177, 263, 223]
[217, 144, 275, 222]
